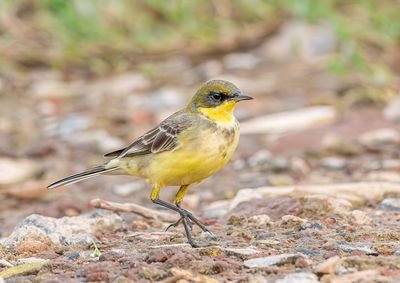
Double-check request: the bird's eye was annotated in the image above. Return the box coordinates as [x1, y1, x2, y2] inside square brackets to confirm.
[211, 92, 222, 101]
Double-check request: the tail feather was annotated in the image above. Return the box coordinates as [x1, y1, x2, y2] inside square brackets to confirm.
[47, 165, 119, 190]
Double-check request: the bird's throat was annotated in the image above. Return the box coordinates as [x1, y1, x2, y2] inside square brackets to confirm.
[197, 101, 237, 125]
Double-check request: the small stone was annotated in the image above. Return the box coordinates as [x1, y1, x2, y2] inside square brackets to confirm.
[224, 52, 262, 70]
[226, 196, 302, 222]
[112, 276, 134, 283]
[366, 171, 400, 183]
[383, 95, 400, 122]
[256, 232, 278, 240]
[349, 210, 373, 226]
[228, 189, 263, 211]
[320, 157, 347, 170]
[240, 106, 336, 135]
[66, 253, 80, 260]
[358, 128, 400, 147]
[276, 272, 319, 283]
[67, 129, 124, 152]
[0, 261, 47, 279]
[201, 200, 229, 218]
[315, 256, 340, 274]
[244, 254, 305, 268]
[227, 215, 248, 227]
[280, 215, 306, 228]
[0, 259, 13, 268]
[223, 246, 261, 259]
[329, 269, 382, 283]
[30, 78, 73, 98]
[0, 210, 122, 255]
[301, 196, 352, 217]
[248, 150, 272, 167]
[299, 222, 323, 231]
[379, 198, 400, 211]
[0, 158, 37, 187]
[113, 181, 146, 197]
[338, 242, 378, 256]
[290, 157, 311, 175]
[248, 215, 272, 228]
[267, 174, 294, 186]
[382, 159, 400, 170]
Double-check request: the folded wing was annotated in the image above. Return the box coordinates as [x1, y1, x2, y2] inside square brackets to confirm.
[104, 112, 195, 158]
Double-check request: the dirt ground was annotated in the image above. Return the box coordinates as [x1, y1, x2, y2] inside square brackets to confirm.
[2, 16, 400, 283]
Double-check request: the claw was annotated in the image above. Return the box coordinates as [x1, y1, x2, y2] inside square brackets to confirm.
[165, 217, 183, 232]
[152, 198, 211, 247]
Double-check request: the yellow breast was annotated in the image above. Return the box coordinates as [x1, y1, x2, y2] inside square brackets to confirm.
[121, 118, 240, 187]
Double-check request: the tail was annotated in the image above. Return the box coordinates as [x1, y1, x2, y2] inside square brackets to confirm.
[47, 165, 119, 190]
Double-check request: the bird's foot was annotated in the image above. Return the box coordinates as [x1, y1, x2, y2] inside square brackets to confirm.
[165, 216, 192, 231]
[165, 206, 211, 234]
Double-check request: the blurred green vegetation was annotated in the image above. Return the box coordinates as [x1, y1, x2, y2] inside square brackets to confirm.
[0, 0, 399, 81]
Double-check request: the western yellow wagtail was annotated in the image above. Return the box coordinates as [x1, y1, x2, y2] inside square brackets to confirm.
[48, 80, 253, 247]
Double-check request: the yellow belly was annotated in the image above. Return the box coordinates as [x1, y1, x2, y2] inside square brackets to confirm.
[119, 120, 239, 187]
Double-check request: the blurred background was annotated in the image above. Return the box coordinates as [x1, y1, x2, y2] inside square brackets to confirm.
[1, 0, 400, 236]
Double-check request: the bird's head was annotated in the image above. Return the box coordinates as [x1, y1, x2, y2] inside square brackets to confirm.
[187, 80, 253, 124]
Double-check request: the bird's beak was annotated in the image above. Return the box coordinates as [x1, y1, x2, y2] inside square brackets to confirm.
[233, 93, 254, 102]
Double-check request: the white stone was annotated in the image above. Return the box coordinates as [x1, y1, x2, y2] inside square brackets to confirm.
[229, 189, 262, 211]
[315, 256, 340, 274]
[349, 210, 373, 226]
[0, 158, 37, 187]
[244, 254, 304, 268]
[240, 106, 336, 135]
[276, 272, 319, 283]
[358, 128, 400, 147]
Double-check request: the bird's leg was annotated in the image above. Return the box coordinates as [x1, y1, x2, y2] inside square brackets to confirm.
[165, 185, 211, 233]
[152, 198, 199, 248]
[150, 185, 209, 247]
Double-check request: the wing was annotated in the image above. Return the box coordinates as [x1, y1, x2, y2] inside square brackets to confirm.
[104, 112, 196, 158]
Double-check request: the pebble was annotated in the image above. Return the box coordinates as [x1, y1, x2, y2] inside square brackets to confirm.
[349, 210, 373, 226]
[223, 246, 261, 259]
[358, 128, 400, 147]
[262, 20, 337, 62]
[383, 95, 400, 122]
[378, 198, 400, 212]
[366, 171, 400, 183]
[0, 158, 37, 187]
[0, 210, 122, 255]
[320, 157, 347, 170]
[290, 157, 311, 176]
[224, 52, 262, 71]
[329, 269, 382, 283]
[228, 188, 263, 211]
[248, 150, 272, 167]
[67, 129, 124, 152]
[338, 242, 378, 256]
[315, 256, 340, 274]
[248, 214, 272, 228]
[280, 215, 307, 227]
[302, 195, 352, 217]
[299, 222, 323, 231]
[244, 254, 305, 268]
[201, 200, 230, 218]
[226, 196, 302, 222]
[240, 106, 336, 135]
[275, 272, 319, 283]
[30, 78, 74, 99]
[66, 253, 80, 260]
[113, 181, 146, 197]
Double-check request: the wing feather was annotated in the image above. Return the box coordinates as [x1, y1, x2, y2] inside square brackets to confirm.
[104, 112, 195, 158]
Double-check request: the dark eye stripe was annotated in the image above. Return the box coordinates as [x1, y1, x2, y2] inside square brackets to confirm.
[209, 90, 227, 101]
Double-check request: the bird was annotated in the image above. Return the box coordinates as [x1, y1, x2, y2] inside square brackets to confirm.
[48, 80, 253, 247]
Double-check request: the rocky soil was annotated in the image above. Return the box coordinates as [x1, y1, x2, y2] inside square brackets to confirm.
[2, 19, 400, 283]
